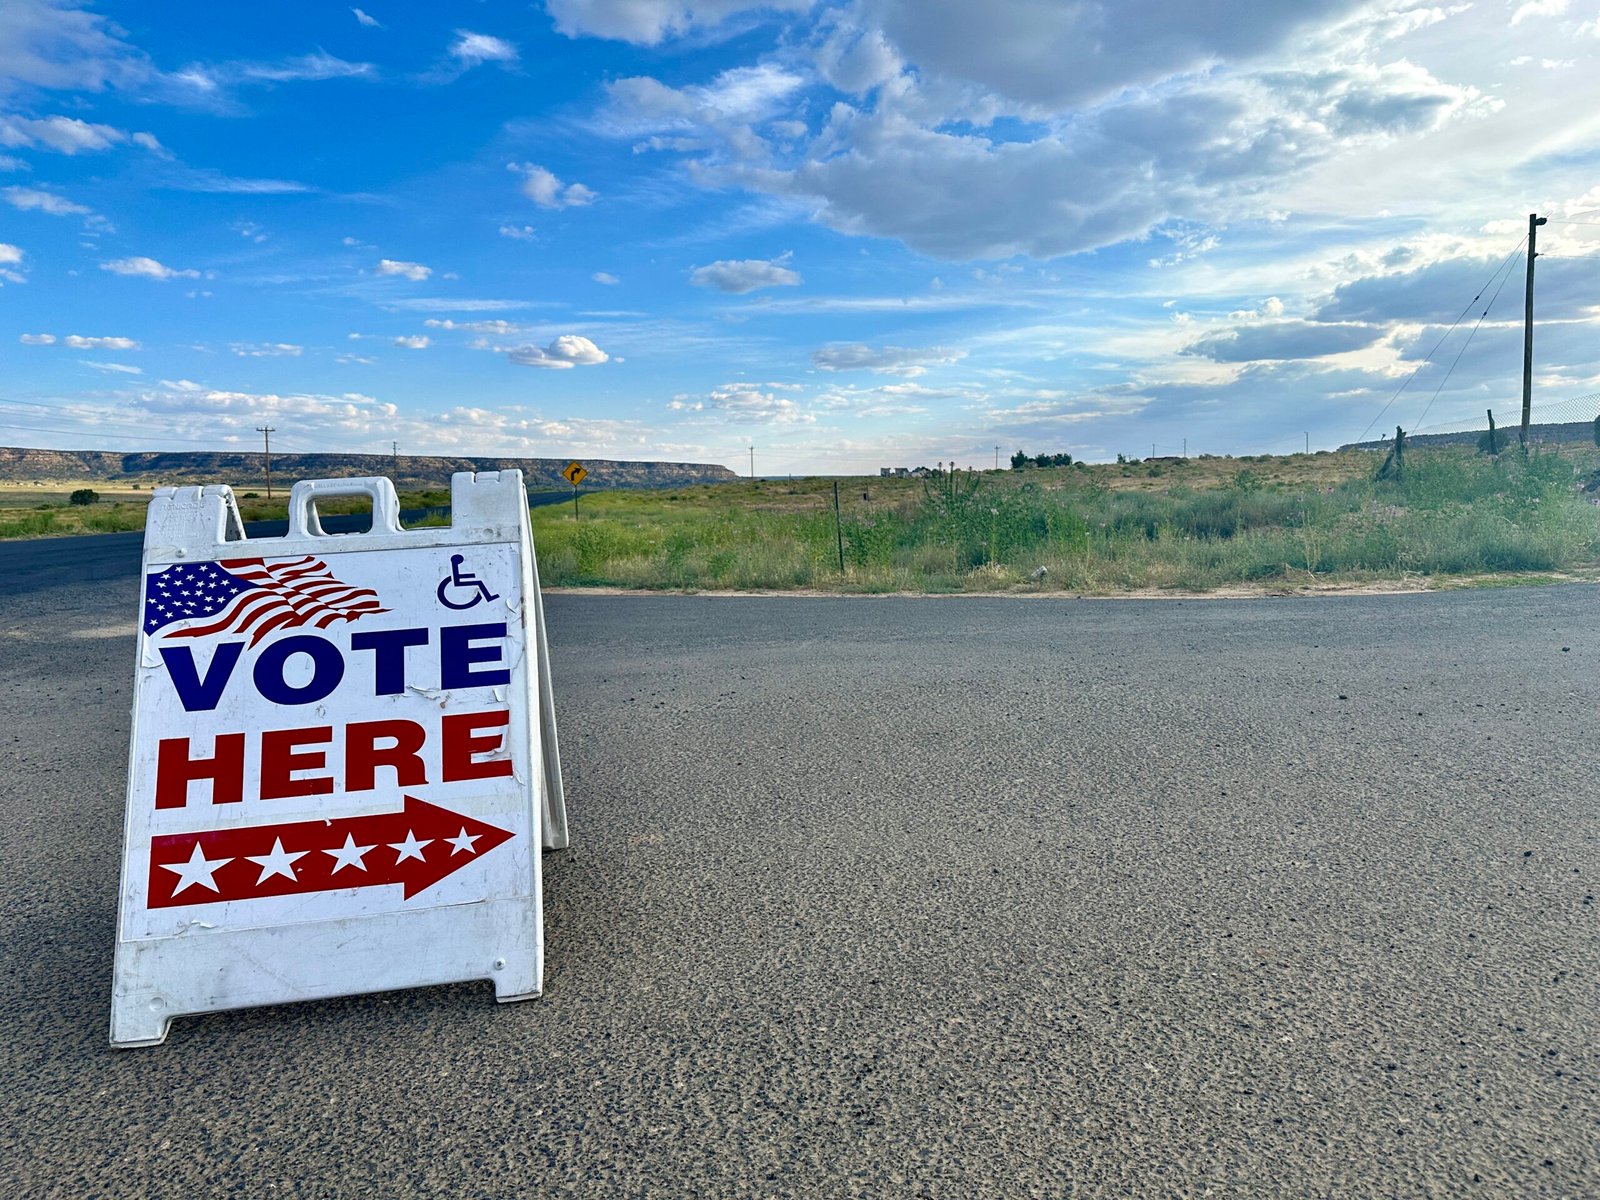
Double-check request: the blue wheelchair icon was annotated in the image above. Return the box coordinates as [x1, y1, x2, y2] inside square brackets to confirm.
[436, 554, 500, 610]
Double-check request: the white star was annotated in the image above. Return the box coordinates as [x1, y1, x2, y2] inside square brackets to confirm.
[446, 826, 480, 856]
[246, 837, 307, 884]
[159, 842, 233, 895]
[324, 833, 376, 874]
[388, 830, 432, 863]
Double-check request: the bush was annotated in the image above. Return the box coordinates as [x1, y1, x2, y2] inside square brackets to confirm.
[69, 488, 99, 506]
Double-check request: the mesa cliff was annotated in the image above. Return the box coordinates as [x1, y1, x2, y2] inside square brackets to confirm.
[0, 446, 740, 491]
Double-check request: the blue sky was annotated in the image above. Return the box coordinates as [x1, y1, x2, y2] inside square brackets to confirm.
[2, 1, 1598, 474]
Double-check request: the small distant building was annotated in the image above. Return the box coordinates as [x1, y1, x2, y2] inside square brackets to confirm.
[879, 466, 911, 477]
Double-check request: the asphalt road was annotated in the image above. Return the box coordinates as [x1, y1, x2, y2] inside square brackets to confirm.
[3, 582, 1596, 1198]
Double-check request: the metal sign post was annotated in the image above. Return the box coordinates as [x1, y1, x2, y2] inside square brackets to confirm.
[110, 470, 568, 1047]
[561, 461, 587, 520]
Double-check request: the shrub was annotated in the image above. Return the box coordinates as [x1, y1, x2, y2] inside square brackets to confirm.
[69, 488, 99, 506]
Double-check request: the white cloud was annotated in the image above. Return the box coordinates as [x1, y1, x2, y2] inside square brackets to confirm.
[63, 334, 139, 349]
[238, 52, 375, 83]
[0, 114, 147, 154]
[690, 255, 801, 293]
[450, 30, 518, 67]
[3, 184, 88, 215]
[507, 162, 596, 207]
[394, 334, 430, 349]
[160, 167, 310, 194]
[352, 8, 382, 28]
[1511, 0, 1568, 25]
[19, 332, 54, 344]
[376, 258, 431, 281]
[606, 62, 807, 130]
[592, 271, 620, 285]
[0, 240, 23, 284]
[230, 342, 303, 357]
[382, 297, 533, 312]
[547, 0, 811, 45]
[81, 359, 142, 374]
[812, 343, 966, 375]
[506, 334, 610, 369]
[100, 256, 200, 281]
[670, 381, 815, 423]
[424, 317, 526, 334]
[499, 224, 537, 240]
[0, 0, 152, 94]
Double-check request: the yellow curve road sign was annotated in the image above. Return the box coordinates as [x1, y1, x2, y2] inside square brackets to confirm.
[562, 461, 587, 487]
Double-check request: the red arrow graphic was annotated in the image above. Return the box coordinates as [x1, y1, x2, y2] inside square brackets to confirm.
[147, 795, 514, 907]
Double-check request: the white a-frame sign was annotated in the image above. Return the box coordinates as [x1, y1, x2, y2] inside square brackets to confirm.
[110, 471, 568, 1047]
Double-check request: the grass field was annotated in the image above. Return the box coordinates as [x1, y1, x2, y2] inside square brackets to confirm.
[7, 446, 1600, 593]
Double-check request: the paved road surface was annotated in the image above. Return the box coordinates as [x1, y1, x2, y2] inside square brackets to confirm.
[3, 582, 1595, 1197]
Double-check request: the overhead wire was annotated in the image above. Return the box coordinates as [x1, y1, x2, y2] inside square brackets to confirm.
[1408, 245, 1523, 431]
[1354, 236, 1528, 444]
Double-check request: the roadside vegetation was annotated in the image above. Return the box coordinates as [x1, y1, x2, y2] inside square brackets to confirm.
[7, 445, 1600, 593]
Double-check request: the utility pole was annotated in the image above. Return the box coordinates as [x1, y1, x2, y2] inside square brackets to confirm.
[255, 425, 276, 499]
[1521, 211, 1547, 451]
[1305, 432, 1310, 455]
[1182, 437, 1186, 459]
[391, 440, 398, 477]
[749, 444, 754, 479]
[1151, 442, 1156, 460]
[994, 445, 999, 471]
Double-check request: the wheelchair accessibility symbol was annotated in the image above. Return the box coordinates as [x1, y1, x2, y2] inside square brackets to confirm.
[436, 553, 500, 610]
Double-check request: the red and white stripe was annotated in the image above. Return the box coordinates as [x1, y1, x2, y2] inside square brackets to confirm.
[166, 556, 386, 646]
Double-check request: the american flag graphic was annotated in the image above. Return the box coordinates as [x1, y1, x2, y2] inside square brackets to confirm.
[143, 558, 386, 646]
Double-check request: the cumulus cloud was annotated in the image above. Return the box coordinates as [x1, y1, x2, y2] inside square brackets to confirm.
[812, 343, 966, 375]
[547, 0, 812, 45]
[19, 332, 54, 344]
[0, 114, 162, 155]
[592, 271, 620, 285]
[669, 381, 815, 423]
[0, 240, 24, 284]
[505, 334, 610, 369]
[425, 318, 527, 335]
[690, 254, 801, 293]
[63, 334, 139, 349]
[1511, 0, 1568, 25]
[1182, 320, 1384, 363]
[394, 334, 430, 349]
[450, 31, 518, 67]
[605, 62, 807, 131]
[376, 258, 431, 281]
[0, 0, 153, 94]
[230, 342, 303, 357]
[352, 8, 382, 28]
[100, 256, 199, 281]
[499, 224, 537, 240]
[3, 184, 88, 215]
[507, 162, 595, 208]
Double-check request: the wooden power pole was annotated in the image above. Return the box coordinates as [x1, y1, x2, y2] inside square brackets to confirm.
[256, 425, 276, 499]
[1521, 212, 1547, 451]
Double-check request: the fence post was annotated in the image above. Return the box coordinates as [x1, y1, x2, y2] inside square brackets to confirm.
[833, 480, 845, 573]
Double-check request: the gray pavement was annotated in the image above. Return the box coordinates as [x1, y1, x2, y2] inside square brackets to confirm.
[2, 581, 1596, 1198]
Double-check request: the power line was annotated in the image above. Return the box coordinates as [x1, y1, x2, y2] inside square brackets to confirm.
[1354, 236, 1528, 444]
[1410, 245, 1523, 431]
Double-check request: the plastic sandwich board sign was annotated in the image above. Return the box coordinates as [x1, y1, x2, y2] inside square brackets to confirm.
[110, 471, 568, 1048]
